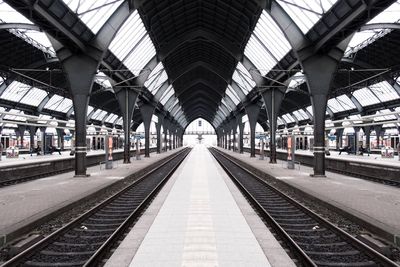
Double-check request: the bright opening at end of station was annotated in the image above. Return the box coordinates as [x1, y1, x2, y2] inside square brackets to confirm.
[183, 119, 217, 146]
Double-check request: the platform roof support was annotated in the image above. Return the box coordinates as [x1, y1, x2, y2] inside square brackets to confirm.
[245, 104, 260, 157]
[140, 103, 155, 158]
[116, 88, 139, 163]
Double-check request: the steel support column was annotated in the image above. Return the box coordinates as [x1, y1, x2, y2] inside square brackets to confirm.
[262, 88, 285, 163]
[116, 88, 138, 163]
[245, 104, 260, 157]
[238, 122, 244, 154]
[139, 104, 155, 158]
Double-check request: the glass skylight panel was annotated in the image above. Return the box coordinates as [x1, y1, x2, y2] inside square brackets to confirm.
[253, 11, 291, 61]
[115, 117, 123, 125]
[277, 116, 285, 125]
[168, 99, 179, 112]
[91, 109, 108, 120]
[346, 2, 400, 55]
[0, 2, 54, 54]
[336, 94, 356, 110]
[19, 87, 47, 106]
[45, 94, 64, 110]
[160, 85, 174, 106]
[57, 98, 73, 113]
[369, 81, 399, 102]
[109, 11, 155, 76]
[0, 81, 31, 102]
[62, 0, 123, 34]
[288, 72, 306, 89]
[226, 85, 240, 105]
[327, 98, 345, 113]
[87, 106, 94, 116]
[282, 113, 295, 123]
[292, 109, 308, 120]
[144, 62, 168, 94]
[352, 88, 380, 106]
[232, 63, 256, 93]
[276, 0, 337, 34]
[244, 36, 277, 76]
[306, 105, 313, 116]
[105, 113, 118, 123]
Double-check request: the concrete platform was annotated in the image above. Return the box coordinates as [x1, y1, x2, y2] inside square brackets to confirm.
[244, 146, 400, 168]
[0, 148, 181, 246]
[0, 146, 156, 168]
[106, 144, 294, 267]
[220, 147, 400, 245]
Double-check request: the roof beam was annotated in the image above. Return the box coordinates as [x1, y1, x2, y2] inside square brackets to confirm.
[158, 29, 242, 61]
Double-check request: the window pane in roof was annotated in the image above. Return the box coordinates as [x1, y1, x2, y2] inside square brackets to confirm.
[109, 11, 155, 76]
[327, 98, 345, 113]
[160, 85, 174, 106]
[253, 11, 291, 61]
[336, 94, 356, 110]
[292, 109, 308, 120]
[0, 3, 54, 54]
[44, 95, 63, 110]
[276, 0, 337, 34]
[277, 116, 285, 125]
[306, 105, 313, 116]
[115, 117, 123, 125]
[232, 63, 256, 94]
[369, 81, 399, 102]
[221, 98, 232, 112]
[62, 0, 123, 34]
[244, 36, 277, 76]
[20, 87, 47, 106]
[144, 62, 168, 94]
[352, 88, 380, 106]
[87, 106, 94, 116]
[57, 98, 73, 113]
[226, 85, 240, 105]
[168, 99, 179, 112]
[346, 2, 400, 55]
[91, 109, 108, 120]
[282, 113, 295, 123]
[0, 81, 30, 102]
[105, 113, 118, 123]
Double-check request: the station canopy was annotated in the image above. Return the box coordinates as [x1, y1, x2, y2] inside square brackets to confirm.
[0, 0, 399, 131]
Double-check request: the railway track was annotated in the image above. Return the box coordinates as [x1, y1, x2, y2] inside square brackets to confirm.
[210, 148, 398, 267]
[243, 147, 400, 188]
[0, 148, 157, 188]
[1, 148, 191, 267]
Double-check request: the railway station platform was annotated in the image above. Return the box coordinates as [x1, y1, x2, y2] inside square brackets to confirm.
[0, 147, 156, 168]
[0, 148, 181, 247]
[106, 144, 295, 267]
[218, 147, 400, 246]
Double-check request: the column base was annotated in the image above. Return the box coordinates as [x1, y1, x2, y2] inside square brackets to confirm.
[74, 174, 90, 178]
[310, 174, 326, 178]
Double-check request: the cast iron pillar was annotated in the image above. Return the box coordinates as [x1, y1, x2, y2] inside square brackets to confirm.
[245, 104, 260, 157]
[17, 125, 26, 148]
[56, 127, 65, 150]
[374, 125, 383, 148]
[335, 128, 344, 150]
[238, 121, 244, 154]
[116, 88, 138, 163]
[262, 88, 285, 163]
[301, 52, 348, 176]
[155, 120, 162, 153]
[363, 126, 371, 152]
[231, 120, 238, 152]
[139, 104, 155, 158]
[28, 126, 37, 150]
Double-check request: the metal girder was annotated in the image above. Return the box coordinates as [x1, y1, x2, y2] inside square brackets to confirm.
[0, 23, 41, 31]
[170, 62, 230, 85]
[179, 88, 222, 106]
[176, 80, 224, 98]
[158, 30, 242, 62]
[360, 23, 400, 31]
